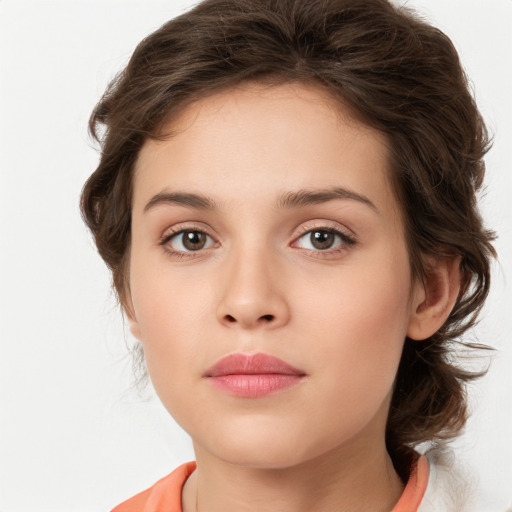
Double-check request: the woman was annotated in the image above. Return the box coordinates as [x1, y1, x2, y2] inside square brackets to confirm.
[81, 0, 496, 510]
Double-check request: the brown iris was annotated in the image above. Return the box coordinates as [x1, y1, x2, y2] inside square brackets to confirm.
[310, 230, 336, 250]
[182, 231, 208, 250]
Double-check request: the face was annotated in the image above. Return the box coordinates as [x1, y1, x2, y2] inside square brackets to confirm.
[128, 82, 420, 469]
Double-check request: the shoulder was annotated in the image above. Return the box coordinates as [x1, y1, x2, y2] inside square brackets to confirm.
[418, 449, 481, 512]
[394, 448, 480, 512]
[110, 461, 197, 512]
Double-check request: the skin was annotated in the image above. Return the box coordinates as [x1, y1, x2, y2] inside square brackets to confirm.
[127, 82, 460, 512]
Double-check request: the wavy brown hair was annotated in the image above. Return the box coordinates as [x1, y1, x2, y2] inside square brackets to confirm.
[80, 0, 496, 470]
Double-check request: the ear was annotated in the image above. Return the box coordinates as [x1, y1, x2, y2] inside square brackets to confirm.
[123, 293, 142, 342]
[407, 255, 462, 341]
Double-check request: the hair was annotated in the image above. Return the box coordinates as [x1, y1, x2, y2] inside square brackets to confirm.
[80, 0, 496, 474]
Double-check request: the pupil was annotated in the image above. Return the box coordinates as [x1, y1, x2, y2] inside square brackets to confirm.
[311, 230, 334, 250]
[183, 231, 206, 250]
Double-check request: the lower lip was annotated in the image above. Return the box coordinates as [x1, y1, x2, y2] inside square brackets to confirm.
[207, 374, 304, 398]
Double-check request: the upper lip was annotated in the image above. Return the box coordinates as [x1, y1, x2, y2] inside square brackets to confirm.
[204, 352, 306, 377]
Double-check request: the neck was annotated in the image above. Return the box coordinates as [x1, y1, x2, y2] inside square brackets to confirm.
[182, 437, 404, 512]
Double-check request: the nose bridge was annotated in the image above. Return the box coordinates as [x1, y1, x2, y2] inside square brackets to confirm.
[216, 237, 289, 329]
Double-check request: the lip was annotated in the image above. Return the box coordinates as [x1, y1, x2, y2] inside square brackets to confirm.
[204, 352, 306, 398]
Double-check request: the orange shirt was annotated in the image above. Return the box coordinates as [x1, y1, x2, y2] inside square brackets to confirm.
[112, 455, 429, 512]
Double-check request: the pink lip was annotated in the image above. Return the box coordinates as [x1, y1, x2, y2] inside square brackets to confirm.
[204, 353, 306, 398]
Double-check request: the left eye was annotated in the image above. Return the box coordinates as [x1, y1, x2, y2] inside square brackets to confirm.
[167, 230, 216, 252]
[294, 229, 352, 251]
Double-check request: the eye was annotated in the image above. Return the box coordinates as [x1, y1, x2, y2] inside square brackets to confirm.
[294, 228, 355, 251]
[165, 229, 216, 252]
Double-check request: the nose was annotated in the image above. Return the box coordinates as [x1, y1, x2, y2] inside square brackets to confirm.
[216, 247, 290, 330]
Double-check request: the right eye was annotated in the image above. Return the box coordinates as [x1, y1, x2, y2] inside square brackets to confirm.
[165, 230, 217, 253]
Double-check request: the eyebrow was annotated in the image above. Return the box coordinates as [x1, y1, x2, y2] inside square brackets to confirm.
[143, 187, 377, 213]
[144, 191, 217, 212]
[276, 187, 378, 212]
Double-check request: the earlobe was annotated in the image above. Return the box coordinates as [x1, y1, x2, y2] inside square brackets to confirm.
[123, 295, 142, 341]
[127, 316, 142, 341]
[407, 256, 462, 341]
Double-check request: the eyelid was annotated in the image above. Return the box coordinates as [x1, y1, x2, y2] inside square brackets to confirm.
[159, 222, 216, 242]
[294, 220, 356, 241]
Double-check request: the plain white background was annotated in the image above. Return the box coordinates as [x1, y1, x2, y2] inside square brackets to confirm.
[0, 1, 511, 511]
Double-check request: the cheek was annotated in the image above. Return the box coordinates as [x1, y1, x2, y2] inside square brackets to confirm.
[299, 253, 412, 388]
[128, 256, 203, 372]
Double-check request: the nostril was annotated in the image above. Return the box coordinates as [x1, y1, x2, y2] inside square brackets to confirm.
[222, 313, 275, 324]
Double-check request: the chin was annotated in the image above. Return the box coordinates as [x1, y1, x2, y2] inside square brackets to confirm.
[219, 445, 310, 470]
[196, 425, 332, 470]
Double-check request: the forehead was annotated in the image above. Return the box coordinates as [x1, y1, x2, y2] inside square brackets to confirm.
[133, 81, 397, 217]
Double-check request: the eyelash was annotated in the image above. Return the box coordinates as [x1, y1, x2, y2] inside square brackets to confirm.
[159, 224, 356, 260]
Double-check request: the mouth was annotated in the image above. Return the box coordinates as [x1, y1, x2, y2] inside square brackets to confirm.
[204, 352, 306, 398]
